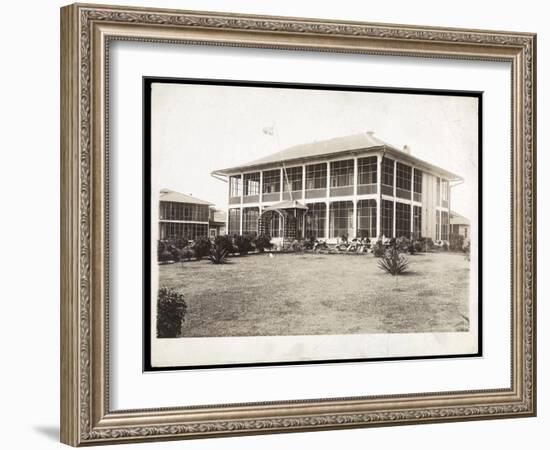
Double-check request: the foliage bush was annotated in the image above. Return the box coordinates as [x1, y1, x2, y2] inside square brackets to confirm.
[254, 234, 273, 253]
[372, 239, 385, 257]
[395, 236, 411, 253]
[290, 239, 305, 252]
[463, 238, 471, 261]
[156, 287, 187, 338]
[214, 235, 234, 254]
[157, 241, 173, 262]
[209, 242, 229, 264]
[193, 236, 212, 260]
[412, 238, 424, 253]
[378, 247, 409, 276]
[234, 234, 253, 255]
[449, 233, 465, 252]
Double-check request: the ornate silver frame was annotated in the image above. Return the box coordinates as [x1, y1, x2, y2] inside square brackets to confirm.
[60, 3, 536, 446]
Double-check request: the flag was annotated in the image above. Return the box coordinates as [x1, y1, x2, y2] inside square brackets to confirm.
[262, 126, 274, 136]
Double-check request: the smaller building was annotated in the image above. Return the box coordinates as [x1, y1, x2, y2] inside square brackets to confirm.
[450, 211, 470, 239]
[209, 209, 227, 238]
[158, 189, 212, 241]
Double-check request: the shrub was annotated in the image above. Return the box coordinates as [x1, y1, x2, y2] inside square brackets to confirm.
[340, 233, 349, 244]
[304, 236, 316, 250]
[449, 233, 465, 252]
[290, 239, 305, 252]
[412, 239, 424, 253]
[463, 238, 471, 261]
[254, 234, 273, 253]
[395, 236, 411, 253]
[156, 287, 187, 338]
[214, 235, 234, 254]
[234, 234, 252, 255]
[157, 241, 173, 262]
[174, 237, 189, 249]
[209, 242, 229, 264]
[193, 236, 212, 260]
[378, 247, 409, 275]
[373, 240, 385, 257]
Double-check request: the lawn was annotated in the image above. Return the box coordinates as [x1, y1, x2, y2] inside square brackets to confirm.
[158, 252, 471, 337]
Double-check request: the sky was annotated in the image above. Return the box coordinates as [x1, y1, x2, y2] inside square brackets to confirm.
[151, 82, 478, 221]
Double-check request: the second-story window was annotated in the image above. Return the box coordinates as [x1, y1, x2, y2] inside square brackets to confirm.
[381, 157, 394, 187]
[243, 172, 260, 196]
[262, 169, 280, 194]
[396, 162, 412, 191]
[357, 156, 377, 185]
[283, 166, 303, 192]
[306, 163, 327, 190]
[441, 180, 449, 206]
[229, 175, 242, 198]
[330, 159, 354, 187]
[414, 170, 422, 194]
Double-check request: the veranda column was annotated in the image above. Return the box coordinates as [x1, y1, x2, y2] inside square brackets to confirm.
[392, 159, 397, 238]
[353, 157, 358, 238]
[410, 167, 415, 238]
[279, 167, 284, 202]
[302, 164, 306, 200]
[376, 154, 381, 238]
[259, 170, 263, 206]
[225, 177, 230, 235]
[239, 173, 244, 235]
[325, 161, 331, 239]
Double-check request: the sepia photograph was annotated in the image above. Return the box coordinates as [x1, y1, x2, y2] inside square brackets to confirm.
[144, 78, 481, 369]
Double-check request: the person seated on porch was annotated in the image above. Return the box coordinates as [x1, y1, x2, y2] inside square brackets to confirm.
[346, 238, 359, 252]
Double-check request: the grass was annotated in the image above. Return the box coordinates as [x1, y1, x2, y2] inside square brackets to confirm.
[158, 252, 471, 337]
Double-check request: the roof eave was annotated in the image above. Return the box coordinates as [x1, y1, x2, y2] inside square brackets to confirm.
[212, 146, 387, 176]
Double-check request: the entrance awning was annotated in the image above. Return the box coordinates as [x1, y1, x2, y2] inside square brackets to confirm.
[263, 200, 309, 212]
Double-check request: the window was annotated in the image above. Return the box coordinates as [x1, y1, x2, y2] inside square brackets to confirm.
[413, 205, 422, 238]
[395, 202, 411, 238]
[243, 172, 260, 196]
[262, 169, 280, 194]
[330, 160, 354, 187]
[413, 169, 422, 194]
[306, 163, 327, 190]
[329, 201, 353, 239]
[229, 175, 242, 198]
[436, 177, 441, 206]
[441, 210, 449, 241]
[396, 163, 412, 191]
[441, 180, 449, 206]
[228, 208, 240, 234]
[159, 222, 209, 241]
[357, 156, 377, 185]
[436, 210, 440, 240]
[464, 227, 468, 238]
[381, 157, 394, 187]
[282, 166, 303, 192]
[381, 199, 393, 238]
[305, 202, 326, 238]
[242, 207, 259, 235]
[159, 202, 208, 222]
[357, 199, 377, 238]
[262, 209, 281, 238]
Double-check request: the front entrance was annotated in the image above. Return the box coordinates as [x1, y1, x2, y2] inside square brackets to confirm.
[258, 200, 308, 246]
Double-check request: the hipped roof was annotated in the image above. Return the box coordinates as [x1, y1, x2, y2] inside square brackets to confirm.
[212, 132, 462, 181]
[159, 189, 213, 206]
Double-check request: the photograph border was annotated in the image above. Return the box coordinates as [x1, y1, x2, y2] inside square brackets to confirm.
[60, 3, 536, 446]
[142, 76, 484, 372]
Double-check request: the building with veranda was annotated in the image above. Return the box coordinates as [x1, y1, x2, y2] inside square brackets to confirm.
[158, 189, 211, 241]
[212, 132, 462, 244]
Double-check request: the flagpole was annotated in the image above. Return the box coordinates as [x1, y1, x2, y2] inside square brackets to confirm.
[263, 124, 293, 201]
